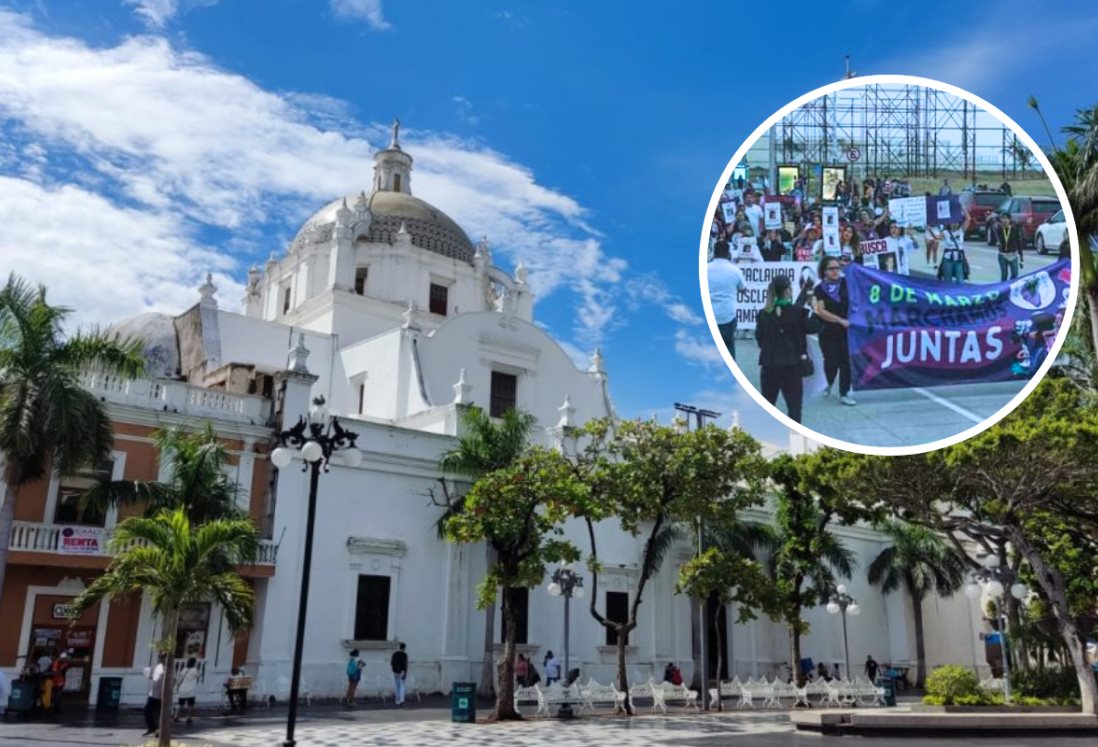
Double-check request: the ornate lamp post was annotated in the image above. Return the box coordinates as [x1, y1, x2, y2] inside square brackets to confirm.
[270, 396, 362, 747]
[547, 564, 584, 718]
[826, 585, 860, 680]
[963, 553, 1027, 704]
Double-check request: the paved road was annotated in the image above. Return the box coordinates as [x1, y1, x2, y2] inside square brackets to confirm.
[2, 702, 1093, 747]
[910, 242, 1060, 285]
[732, 338, 1026, 448]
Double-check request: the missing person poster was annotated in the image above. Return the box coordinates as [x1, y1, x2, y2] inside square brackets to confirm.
[764, 202, 782, 229]
[821, 166, 846, 201]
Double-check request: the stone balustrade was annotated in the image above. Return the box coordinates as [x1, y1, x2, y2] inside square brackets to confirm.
[80, 372, 271, 425]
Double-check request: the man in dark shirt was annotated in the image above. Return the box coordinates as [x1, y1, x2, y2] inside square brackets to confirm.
[993, 213, 1025, 281]
[760, 230, 786, 262]
[391, 643, 408, 706]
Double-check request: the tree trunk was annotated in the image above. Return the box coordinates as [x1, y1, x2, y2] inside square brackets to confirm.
[789, 622, 802, 686]
[0, 463, 22, 612]
[616, 628, 630, 715]
[911, 592, 927, 688]
[157, 609, 179, 747]
[689, 598, 702, 693]
[1086, 284, 1098, 363]
[712, 602, 723, 710]
[478, 547, 497, 699]
[491, 587, 521, 721]
[1015, 535, 1098, 715]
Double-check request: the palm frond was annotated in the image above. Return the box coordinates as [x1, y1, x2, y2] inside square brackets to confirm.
[641, 523, 681, 579]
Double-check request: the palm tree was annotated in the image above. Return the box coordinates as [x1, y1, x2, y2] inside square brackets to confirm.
[69, 508, 258, 747]
[0, 274, 144, 610]
[82, 424, 246, 525]
[867, 521, 966, 687]
[435, 406, 536, 699]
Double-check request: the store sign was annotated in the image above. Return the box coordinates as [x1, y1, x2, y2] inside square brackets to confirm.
[52, 603, 74, 619]
[58, 526, 104, 555]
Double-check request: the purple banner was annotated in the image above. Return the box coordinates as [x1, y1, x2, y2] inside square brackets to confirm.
[846, 260, 1072, 390]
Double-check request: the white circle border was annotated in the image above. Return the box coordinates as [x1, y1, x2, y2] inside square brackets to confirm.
[697, 74, 1080, 456]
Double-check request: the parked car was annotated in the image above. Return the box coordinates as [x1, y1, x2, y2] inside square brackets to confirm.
[1034, 210, 1069, 255]
[958, 188, 1009, 238]
[986, 196, 1062, 246]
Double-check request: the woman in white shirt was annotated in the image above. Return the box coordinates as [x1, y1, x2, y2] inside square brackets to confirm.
[175, 658, 200, 725]
[938, 214, 973, 283]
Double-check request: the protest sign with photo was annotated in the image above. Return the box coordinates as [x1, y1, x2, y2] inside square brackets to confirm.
[721, 202, 737, 223]
[845, 260, 1072, 389]
[764, 202, 782, 229]
[925, 195, 964, 226]
[858, 237, 898, 272]
[888, 196, 927, 227]
[735, 261, 817, 329]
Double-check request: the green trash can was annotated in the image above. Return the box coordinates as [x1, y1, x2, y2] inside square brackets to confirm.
[96, 676, 123, 712]
[878, 677, 897, 707]
[451, 682, 476, 723]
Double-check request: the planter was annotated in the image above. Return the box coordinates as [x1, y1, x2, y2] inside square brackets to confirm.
[916, 704, 1079, 714]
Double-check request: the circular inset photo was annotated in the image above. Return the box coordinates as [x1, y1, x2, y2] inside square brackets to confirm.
[699, 75, 1078, 455]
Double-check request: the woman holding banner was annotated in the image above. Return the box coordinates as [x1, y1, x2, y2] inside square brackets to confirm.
[812, 256, 856, 406]
[755, 275, 810, 423]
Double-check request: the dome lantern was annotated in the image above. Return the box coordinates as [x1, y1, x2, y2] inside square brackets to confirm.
[373, 118, 413, 195]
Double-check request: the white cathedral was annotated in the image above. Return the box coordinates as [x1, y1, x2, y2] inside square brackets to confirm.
[3, 125, 988, 706]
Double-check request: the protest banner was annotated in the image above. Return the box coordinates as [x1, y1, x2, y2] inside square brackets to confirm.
[764, 202, 782, 229]
[888, 196, 927, 227]
[734, 261, 817, 329]
[845, 259, 1071, 389]
[721, 201, 737, 224]
[925, 195, 964, 226]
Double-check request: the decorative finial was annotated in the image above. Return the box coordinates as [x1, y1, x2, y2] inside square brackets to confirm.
[390, 118, 401, 149]
[514, 260, 528, 284]
[198, 273, 218, 307]
[288, 333, 311, 374]
[475, 235, 490, 260]
[398, 220, 408, 235]
[355, 190, 369, 209]
[588, 347, 604, 376]
[730, 410, 741, 431]
[557, 395, 575, 429]
[452, 368, 472, 405]
[266, 251, 278, 267]
[401, 301, 419, 330]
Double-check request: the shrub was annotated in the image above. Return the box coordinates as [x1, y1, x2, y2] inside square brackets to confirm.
[925, 665, 982, 705]
[922, 695, 945, 705]
[1012, 668, 1080, 701]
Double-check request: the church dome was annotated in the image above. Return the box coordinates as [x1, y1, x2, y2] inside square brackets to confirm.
[290, 190, 476, 264]
[109, 311, 180, 379]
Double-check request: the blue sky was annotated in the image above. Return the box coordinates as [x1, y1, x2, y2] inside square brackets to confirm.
[0, 0, 1094, 447]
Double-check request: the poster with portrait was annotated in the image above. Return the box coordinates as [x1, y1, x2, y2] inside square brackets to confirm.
[821, 166, 846, 201]
[764, 202, 782, 229]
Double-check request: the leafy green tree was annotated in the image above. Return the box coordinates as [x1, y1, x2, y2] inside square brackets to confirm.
[845, 378, 1098, 714]
[0, 274, 144, 609]
[69, 508, 258, 747]
[764, 450, 882, 686]
[433, 406, 536, 699]
[442, 446, 587, 721]
[565, 419, 767, 712]
[83, 424, 246, 524]
[867, 521, 966, 687]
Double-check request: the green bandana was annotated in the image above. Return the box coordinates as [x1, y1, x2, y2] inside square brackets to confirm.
[775, 298, 793, 307]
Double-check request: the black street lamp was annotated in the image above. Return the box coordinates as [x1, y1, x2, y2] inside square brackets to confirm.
[673, 402, 719, 710]
[826, 585, 860, 680]
[270, 396, 362, 747]
[547, 565, 584, 718]
[963, 554, 1028, 704]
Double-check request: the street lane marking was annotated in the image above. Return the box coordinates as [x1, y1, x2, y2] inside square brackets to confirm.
[911, 387, 984, 424]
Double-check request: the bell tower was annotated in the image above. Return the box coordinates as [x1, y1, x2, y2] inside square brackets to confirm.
[372, 118, 413, 194]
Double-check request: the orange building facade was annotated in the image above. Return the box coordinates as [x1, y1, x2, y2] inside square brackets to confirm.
[0, 375, 278, 705]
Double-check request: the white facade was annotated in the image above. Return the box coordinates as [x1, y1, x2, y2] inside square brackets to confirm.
[7, 129, 989, 704]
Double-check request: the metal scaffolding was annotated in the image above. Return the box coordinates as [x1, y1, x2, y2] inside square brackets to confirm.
[772, 84, 1031, 181]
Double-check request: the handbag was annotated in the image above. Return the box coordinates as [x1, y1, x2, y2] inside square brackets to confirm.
[801, 355, 814, 378]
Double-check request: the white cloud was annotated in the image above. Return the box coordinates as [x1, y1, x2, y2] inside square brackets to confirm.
[330, 0, 391, 30]
[624, 274, 703, 326]
[453, 95, 480, 126]
[123, 0, 218, 30]
[0, 10, 625, 347]
[674, 329, 724, 368]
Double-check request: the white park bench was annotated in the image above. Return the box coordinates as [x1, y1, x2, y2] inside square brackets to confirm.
[654, 681, 699, 711]
[577, 678, 626, 714]
[628, 678, 663, 713]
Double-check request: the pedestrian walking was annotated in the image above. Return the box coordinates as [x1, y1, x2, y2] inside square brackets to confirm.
[143, 652, 166, 737]
[175, 657, 199, 725]
[515, 653, 529, 687]
[342, 649, 364, 706]
[813, 256, 855, 406]
[391, 643, 408, 706]
[993, 213, 1025, 281]
[544, 651, 561, 685]
[865, 655, 880, 683]
[755, 275, 810, 423]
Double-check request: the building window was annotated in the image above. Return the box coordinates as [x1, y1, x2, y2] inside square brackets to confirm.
[606, 591, 630, 646]
[354, 267, 368, 295]
[393, 173, 402, 192]
[429, 283, 449, 316]
[358, 380, 367, 413]
[354, 574, 390, 641]
[489, 371, 517, 418]
[282, 285, 292, 314]
[500, 587, 528, 644]
[54, 459, 112, 527]
[175, 603, 211, 659]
